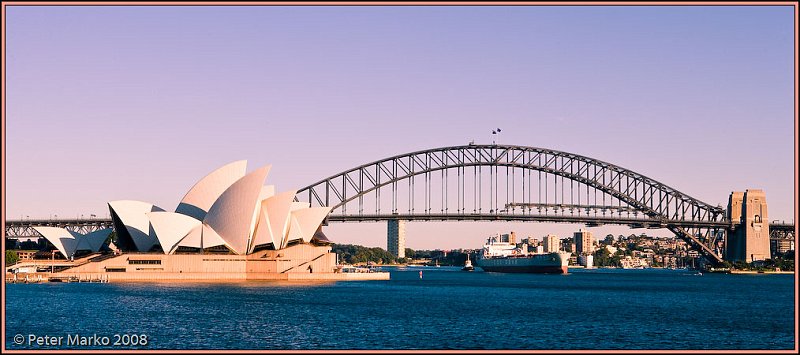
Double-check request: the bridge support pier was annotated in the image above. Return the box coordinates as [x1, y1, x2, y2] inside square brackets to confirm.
[725, 189, 770, 262]
[387, 219, 405, 258]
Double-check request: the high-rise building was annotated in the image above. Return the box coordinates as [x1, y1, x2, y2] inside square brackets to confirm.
[543, 234, 560, 253]
[387, 219, 406, 258]
[725, 189, 770, 262]
[770, 239, 793, 258]
[561, 238, 574, 253]
[574, 229, 595, 255]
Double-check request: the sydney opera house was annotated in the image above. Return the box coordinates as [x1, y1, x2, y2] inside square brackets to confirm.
[25, 161, 388, 281]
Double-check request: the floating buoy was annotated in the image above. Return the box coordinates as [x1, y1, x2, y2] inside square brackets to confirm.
[419, 270, 423, 279]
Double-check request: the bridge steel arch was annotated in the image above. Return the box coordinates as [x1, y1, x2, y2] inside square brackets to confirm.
[296, 145, 730, 265]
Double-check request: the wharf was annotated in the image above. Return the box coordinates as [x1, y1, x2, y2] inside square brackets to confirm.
[5, 273, 46, 284]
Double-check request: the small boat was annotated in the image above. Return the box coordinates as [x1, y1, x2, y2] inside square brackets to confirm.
[462, 255, 474, 272]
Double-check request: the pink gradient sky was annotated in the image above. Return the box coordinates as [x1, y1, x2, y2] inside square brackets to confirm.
[4, 5, 795, 250]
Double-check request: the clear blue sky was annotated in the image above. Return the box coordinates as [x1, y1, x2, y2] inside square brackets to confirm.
[5, 5, 795, 250]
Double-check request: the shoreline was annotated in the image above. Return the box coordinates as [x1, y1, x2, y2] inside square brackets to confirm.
[729, 270, 795, 275]
[5, 271, 390, 283]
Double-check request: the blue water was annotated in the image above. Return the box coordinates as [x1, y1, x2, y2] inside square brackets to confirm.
[4, 267, 795, 350]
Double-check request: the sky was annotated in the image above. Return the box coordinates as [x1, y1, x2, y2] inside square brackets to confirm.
[4, 5, 796, 250]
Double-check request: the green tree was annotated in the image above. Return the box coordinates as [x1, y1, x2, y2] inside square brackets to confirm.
[331, 244, 398, 265]
[5, 250, 19, 266]
[594, 247, 612, 267]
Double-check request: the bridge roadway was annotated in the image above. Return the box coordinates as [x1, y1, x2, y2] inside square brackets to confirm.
[5, 218, 114, 238]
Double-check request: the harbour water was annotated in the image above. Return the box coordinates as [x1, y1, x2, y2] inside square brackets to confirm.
[5, 267, 795, 350]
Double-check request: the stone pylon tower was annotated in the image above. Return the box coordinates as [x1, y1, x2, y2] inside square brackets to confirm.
[387, 219, 406, 258]
[725, 189, 770, 262]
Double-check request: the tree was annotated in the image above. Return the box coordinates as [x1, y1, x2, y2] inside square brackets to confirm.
[594, 247, 612, 267]
[404, 248, 415, 259]
[18, 240, 40, 250]
[330, 244, 398, 265]
[6, 250, 19, 266]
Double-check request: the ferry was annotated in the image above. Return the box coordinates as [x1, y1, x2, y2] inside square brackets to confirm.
[475, 234, 570, 274]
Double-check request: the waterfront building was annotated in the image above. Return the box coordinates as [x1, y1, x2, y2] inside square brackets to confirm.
[15, 250, 37, 261]
[578, 254, 594, 268]
[726, 189, 770, 262]
[568, 255, 578, 265]
[770, 239, 794, 258]
[543, 234, 560, 253]
[21, 161, 388, 281]
[620, 256, 649, 269]
[387, 219, 405, 258]
[574, 229, 595, 255]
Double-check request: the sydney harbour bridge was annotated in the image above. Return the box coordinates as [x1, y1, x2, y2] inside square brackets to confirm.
[5, 144, 796, 266]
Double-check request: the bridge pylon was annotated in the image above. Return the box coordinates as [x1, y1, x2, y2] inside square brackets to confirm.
[387, 219, 406, 258]
[725, 189, 770, 262]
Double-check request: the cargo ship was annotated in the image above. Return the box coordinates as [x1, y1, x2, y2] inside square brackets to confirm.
[475, 234, 570, 274]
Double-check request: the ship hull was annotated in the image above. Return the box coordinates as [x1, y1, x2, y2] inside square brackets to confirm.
[476, 252, 570, 274]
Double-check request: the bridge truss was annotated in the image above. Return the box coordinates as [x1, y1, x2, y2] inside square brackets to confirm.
[4, 219, 113, 239]
[295, 145, 758, 265]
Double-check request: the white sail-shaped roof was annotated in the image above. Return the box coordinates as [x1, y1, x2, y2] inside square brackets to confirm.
[82, 228, 113, 252]
[291, 202, 310, 211]
[32, 227, 112, 258]
[173, 224, 229, 250]
[100, 161, 334, 255]
[202, 165, 271, 255]
[251, 190, 296, 252]
[74, 236, 93, 253]
[249, 203, 271, 253]
[290, 207, 333, 243]
[259, 185, 276, 201]
[201, 224, 231, 250]
[148, 211, 202, 254]
[108, 200, 165, 252]
[284, 216, 304, 248]
[177, 224, 203, 249]
[33, 226, 76, 259]
[176, 160, 247, 221]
